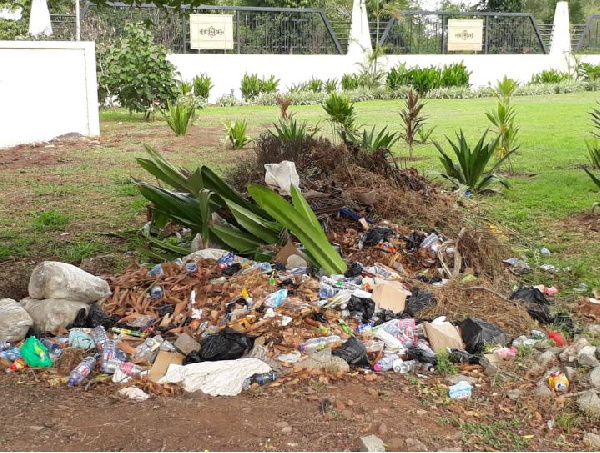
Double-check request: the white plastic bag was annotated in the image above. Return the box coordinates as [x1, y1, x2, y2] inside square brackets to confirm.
[0, 298, 33, 342]
[264, 161, 300, 196]
[20, 297, 89, 333]
[28, 261, 111, 303]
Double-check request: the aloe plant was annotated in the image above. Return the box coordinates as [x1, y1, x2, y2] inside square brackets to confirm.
[248, 184, 347, 275]
[162, 98, 196, 136]
[346, 125, 401, 151]
[434, 130, 512, 193]
[224, 120, 251, 149]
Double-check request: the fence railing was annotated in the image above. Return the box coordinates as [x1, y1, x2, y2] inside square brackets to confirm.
[80, 2, 343, 55]
[537, 23, 553, 49]
[48, 13, 76, 40]
[378, 11, 548, 54]
[574, 15, 600, 53]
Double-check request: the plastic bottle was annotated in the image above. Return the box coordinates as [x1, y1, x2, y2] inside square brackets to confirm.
[0, 347, 21, 362]
[299, 335, 342, 353]
[67, 355, 98, 386]
[0, 342, 12, 352]
[392, 359, 419, 374]
[119, 362, 144, 377]
[375, 329, 405, 352]
[91, 326, 108, 351]
[373, 354, 400, 372]
[101, 340, 118, 373]
[41, 339, 62, 358]
[242, 371, 278, 389]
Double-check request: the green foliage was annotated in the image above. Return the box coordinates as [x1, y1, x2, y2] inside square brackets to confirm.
[178, 80, 193, 96]
[417, 126, 436, 144]
[440, 63, 471, 87]
[97, 23, 178, 117]
[435, 353, 458, 375]
[387, 63, 469, 94]
[192, 74, 213, 100]
[248, 184, 347, 275]
[162, 98, 196, 136]
[530, 69, 572, 84]
[241, 74, 279, 100]
[31, 209, 70, 232]
[325, 78, 338, 93]
[434, 129, 514, 193]
[410, 66, 442, 95]
[271, 117, 320, 143]
[323, 92, 356, 131]
[307, 78, 325, 93]
[341, 73, 361, 91]
[486, 76, 520, 161]
[387, 64, 410, 90]
[356, 50, 387, 89]
[586, 102, 600, 190]
[399, 90, 427, 157]
[224, 120, 252, 149]
[347, 126, 401, 151]
[581, 63, 600, 82]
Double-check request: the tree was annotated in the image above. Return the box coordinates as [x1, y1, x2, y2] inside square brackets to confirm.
[478, 0, 523, 12]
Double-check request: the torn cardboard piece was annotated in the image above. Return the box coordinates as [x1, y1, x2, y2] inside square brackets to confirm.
[149, 351, 184, 383]
[372, 281, 411, 313]
[423, 321, 464, 353]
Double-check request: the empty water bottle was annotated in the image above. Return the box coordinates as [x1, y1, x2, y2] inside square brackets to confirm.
[68, 355, 98, 386]
[299, 335, 342, 353]
[242, 371, 278, 389]
[91, 326, 107, 352]
[392, 359, 419, 374]
[119, 362, 144, 377]
[41, 339, 62, 359]
[373, 354, 400, 372]
[101, 340, 117, 373]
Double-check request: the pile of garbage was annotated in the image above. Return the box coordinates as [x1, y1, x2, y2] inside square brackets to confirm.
[1, 219, 582, 400]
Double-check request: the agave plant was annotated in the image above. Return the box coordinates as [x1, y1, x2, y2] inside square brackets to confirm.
[224, 119, 252, 149]
[192, 73, 213, 100]
[161, 97, 196, 136]
[434, 130, 513, 193]
[271, 117, 320, 143]
[346, 125, 401, 151]
[135, 147, 346, 273]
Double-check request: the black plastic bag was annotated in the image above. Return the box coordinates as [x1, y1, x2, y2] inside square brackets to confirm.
[406, 346, 437, 365]
[345, 262, 363, 278]
[332, 337, 369, 367]
[459, 317, 507, 354]
[67, 308, 88, 329]
[416, 275, 443, 284]
[87, 303, 119, 329]
[448, 348, 481, 365]
[404, 231, 427, 251]
[404, 289, 436, 316]
[347, 296, 375, 323]
[361, 228, 394, 247]
[183, 350, 202, 365]
[553, 312, 576, 336]
[222, 263, 242, 276]
[199, 329, 253, 362]
[509, 287, 553, 324]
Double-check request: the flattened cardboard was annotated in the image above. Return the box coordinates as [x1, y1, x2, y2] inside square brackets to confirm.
[423, 322, 464, 353]
[372, 281, 411, 313]
[149, 351, 184, 383]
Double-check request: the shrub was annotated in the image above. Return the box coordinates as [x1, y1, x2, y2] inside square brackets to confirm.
[387, 64, 410, 90]
[192, 74, 213, 100]
[410, 66, 442, 95]
[325, 78, 338, 93]
[434, 129, 513, 193]
[259, 75, 280, 94]
[224, 119, 252, 149]
[97, 23, 179, 117]
[162, 97, 196, 136]
[271, 117, 320, 143]
[486, 76, 520, 163]
[530, 69, 572, 84]
[323, 92, 356, 132]
[341, 73, 361, 91]
[581, 63, 600, 82]
[241, 73, 261, 100]
[307, 78, 324, 93]
[346, 126, 401, 151]
[440, 62, 470, 87]
[288, 82, 310, 93]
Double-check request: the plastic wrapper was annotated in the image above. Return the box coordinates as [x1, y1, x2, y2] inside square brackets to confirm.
[264, 161, 300, 196]
[199, 330, 252, 362]
[344, 262, 363, 278]
[376, 318, 417, 347]
[28, 261, 110, 303]
[0, 298, 33, 342]
[88, 303, 119, 329]
[360, 228, 394, 247]
[332, 337, 369, 367]
[19, 337, 52, 368]
[459, 317, 507, 354]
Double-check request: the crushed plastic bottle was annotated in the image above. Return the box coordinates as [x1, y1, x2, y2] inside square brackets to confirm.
[101, 340, 118, 373]
[91, 326, 107, 352]
[242, 371, 278, 389]
[392, 359, 419, 374]
[299, 335, 342, 353]
[373, 354, 400, 372]
[40, 339, 62, 359]
[133, 335, 164, 362]
[68, 355, 99, 386]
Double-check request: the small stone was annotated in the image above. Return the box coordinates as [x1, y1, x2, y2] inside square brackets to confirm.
[335, 400, 346, 411]
[275, 421, 289, 429]
[281, 426, 293, 435]
[534, 382, 552, 397]
[368, 388, 379, 398]
[286, 254, 308, 270]
[174, 333, 201, 355]
[559, 338, 591, 363]
[446, 374, 476, 385]
[589, 324, 600, 335]
[448, 431, 463, 441]
[341, 409, 353, 419]
[416, 409, 428, 416]
[377, 423, 388, 435]
[535, 351, 557, 369]
[507, 389, 521, 400]
[360, 435, 385, 452]
[405, 438, 428, 451]
[564, 366, 577, 382]
[387, 438, 404, 450]
[578, 346, 600, 368]
[578, 391, 600, 418]
[584, 432, 600, 449]
[590, 367, 600, 389]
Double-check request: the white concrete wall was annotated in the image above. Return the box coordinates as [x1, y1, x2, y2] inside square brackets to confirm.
[0, 41, 99, 149]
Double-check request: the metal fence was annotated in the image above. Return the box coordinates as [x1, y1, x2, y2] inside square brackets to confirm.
[48, 14, 76, 40]
[574, 15, 600, 53]
[80, 2, 343, 55]
[377, 11, 547, 54]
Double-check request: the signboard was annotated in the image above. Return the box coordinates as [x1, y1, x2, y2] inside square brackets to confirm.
[447, 19, 483, 51]
[190, 14, 234, 50]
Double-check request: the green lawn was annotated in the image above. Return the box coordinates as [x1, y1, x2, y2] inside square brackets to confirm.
[1, 91, 598, 292]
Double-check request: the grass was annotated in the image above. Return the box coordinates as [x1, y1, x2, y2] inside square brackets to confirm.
[460, 417, 531, 451]
[0, 92, 598, 291]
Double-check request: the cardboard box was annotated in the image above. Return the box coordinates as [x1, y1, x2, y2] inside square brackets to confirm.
[372, 281, 412, 313]
[149, 351, 184, 383]
[423, 322, 464, 353]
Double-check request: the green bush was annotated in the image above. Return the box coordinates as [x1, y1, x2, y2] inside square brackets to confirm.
[581, 63, 600, 82]
[530, 69, 572, 84]
[341, 73, 361, 91]
[323, 92, 356, 131]
[386, 64, 410, 90]
[162, 98, 196, 136]
[224, 119, 252, 149]
[259, 75, 280, 94]
[440, 63, 470, 87]
[97, 23, 179, 117]
[241, 74, 280, 100]
[192, 74, 213, 100]
[307, 78, 324, 93]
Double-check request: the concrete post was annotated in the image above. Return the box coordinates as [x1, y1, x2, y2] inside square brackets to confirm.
[549, 1, 571, 68]
[347, 0, 372, 61]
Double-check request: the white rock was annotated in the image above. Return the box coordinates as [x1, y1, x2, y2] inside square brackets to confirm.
[578, 391, 600, 418]
[20, 297, 89, 333]
[584, 432, 600, 450]
[578, 346, 600, 368]
[559, 338, 591, 363]
[360, 435, 385, 452]
[0, 298, 33, 342]
[590, 366, 600, 389]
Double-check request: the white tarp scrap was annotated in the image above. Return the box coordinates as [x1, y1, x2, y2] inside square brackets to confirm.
[29, 0, 52, 37]
[159, 358, 271, 396]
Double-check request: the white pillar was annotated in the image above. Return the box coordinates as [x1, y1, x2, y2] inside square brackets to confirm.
[347, 0, 372, 61]
[549, 1, 571, 61]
